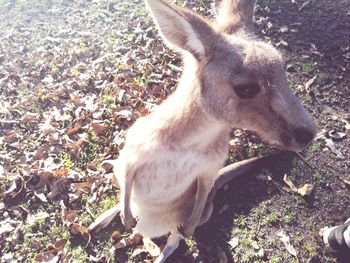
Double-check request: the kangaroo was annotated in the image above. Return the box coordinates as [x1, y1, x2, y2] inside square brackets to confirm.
[89, 0, 317, 262]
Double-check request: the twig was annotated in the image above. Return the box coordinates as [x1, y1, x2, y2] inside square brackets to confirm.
[295, 152, 315, 170]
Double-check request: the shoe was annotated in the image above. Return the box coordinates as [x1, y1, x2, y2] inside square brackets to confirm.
[322, 217, 350, 253]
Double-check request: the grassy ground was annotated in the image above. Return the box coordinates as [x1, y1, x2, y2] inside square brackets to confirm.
[0, 0, 349, 262]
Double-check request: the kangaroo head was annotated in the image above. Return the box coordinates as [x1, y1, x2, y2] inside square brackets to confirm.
[145, 0, 317, 152]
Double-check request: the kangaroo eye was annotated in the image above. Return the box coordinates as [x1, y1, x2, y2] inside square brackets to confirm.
[234, 83, 260, 99]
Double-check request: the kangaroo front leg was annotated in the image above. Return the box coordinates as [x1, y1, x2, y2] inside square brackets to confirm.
[178, 176, 214, 237]
[88, 203, 121, 232]
[120, 172, 137, 230]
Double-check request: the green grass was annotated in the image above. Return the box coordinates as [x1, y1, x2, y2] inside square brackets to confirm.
[283, 212, 297, 225]
[313, 171, 329, 186]
[302, 62, 316, 74]
[261, 211, 280, 226]
[315, 74, 328, 86]
[309, 140, 324, 154]
[269, 256, 283, 263]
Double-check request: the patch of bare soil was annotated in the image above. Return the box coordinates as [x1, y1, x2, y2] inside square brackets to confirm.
[0, 0, 349, 262]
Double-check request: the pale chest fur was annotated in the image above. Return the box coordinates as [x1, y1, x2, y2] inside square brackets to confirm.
[115, 112, 230, 207]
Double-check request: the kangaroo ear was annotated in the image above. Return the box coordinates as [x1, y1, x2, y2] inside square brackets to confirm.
[216, 0, 256, 33]
[145, 0, 217, 60]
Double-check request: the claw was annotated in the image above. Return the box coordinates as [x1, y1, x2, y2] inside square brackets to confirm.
[177, 224, 193, 237]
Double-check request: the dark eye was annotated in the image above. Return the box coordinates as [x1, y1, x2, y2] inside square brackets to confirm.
[234, 83, 260, 99]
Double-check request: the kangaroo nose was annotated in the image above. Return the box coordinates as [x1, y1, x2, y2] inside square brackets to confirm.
[293, 127, 314, 146]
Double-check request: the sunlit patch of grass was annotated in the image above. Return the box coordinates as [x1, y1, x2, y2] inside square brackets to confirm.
[261, 211, 280, 226]
[60, 151, 73, 169]
[269, 256, 283, 263]
[69, 245, 89, 263]
[283, 212, 297, 225]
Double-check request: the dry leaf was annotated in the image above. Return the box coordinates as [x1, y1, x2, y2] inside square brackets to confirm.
[297, 183, 314, 196]
[53, 169, 68, 177]
[277, 231, 297, 257]
[325, 138, 345, 159]
[0, 223, 15, 235]
[54, 239, 67, 250]
[131, 246, 148, 258]
[329, 130, 346, 140]
[341, 179, 350, 187]
[144, 237, 161, 257]
[299, 0, 311, 11]
[63, 210, 77, 222]
[4, 132, 18, 143]
[228, 237, 239, 249]
[304, 75, 317, 91]
[91, 122, 107, 135]
[34, 249, 59, 262]
[283, 174, 314, 197]
[341, 118, 350, 130]
[283, 174, 298, 192]
[251, 240, 260, 250]
[27, 211, 50, 226]
[66, 123, 82, 136]
[69, 223, 91, 243]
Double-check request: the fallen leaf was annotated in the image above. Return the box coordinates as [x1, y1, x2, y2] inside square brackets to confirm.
[34, 249, 59, 262]
[91, 122, 107, 135]
[27, 211, 50, 226]
[34, 192, 48, 202]
[299, 0, 311, 11]
[144, 237, 161, 257]
[283, 174, 298, 192]
[69, 223, 91, 243]
[54, 239, 67, 250]
[228, 237, 239, 249]
[329, 130, 346, 140]
[251, 240, 260, 250]
[63, 210, 77, 222]
[314, 129, 327, 140]
[325, 138, 345, 159]
[53, 169, 69, 177]
[283, 174, 314, 197]
[131, 246, 148, 258]
[0, 223, 15, 235]
[277, 231, 297, 257]
[279, 26, 288, 33]
[4, 132, 18, 143]
[114, 109, 134, 121]
[297, 183, 314, 196]
[341, 118, 350, 130]
[341, 179, 350, 187]
[66, 123, 82, 136]
[304, 75, 317, 91]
